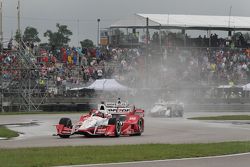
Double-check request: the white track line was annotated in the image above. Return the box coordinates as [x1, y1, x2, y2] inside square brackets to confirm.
[55, 152, 250, 167]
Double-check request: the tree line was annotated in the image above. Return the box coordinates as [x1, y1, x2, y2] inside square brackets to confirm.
[14, 23, 95, 49]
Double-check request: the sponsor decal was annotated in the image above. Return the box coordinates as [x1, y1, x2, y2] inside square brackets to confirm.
[118, 108, 130, 112]
[107, 108, 117, 112]
[96, 128, 106, 133]
[129, 116, 137, 121]
[107, 108, 130, 113]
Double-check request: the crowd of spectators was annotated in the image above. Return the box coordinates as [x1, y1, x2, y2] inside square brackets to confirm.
[163, 47, 250, 86]
[1, 35, 250, 98]
[150, 31, 249, 48]
[37, 46, 143, 88]
[0, 42, 145, 95]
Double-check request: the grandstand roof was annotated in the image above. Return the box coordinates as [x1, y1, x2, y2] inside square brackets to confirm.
[110, 14, 250, 30]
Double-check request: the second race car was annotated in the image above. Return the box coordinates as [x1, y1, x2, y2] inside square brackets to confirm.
[149, 99, 184, 117]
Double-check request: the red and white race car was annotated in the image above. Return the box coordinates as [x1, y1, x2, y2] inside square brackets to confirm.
[56, 99, 144, 138]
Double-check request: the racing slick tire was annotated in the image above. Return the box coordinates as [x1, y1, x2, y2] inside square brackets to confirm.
[136, 118, 144, 136]
[108, 118, 116, 125]
[168, 108, 173, 117]
[131, 118, 144, 136]
[179, 110, 184, 117]
[59, 134, 70, 138]
[58, 118, 72, 138]
[59, 118, 72, 128]
[108, 118, 121, 137]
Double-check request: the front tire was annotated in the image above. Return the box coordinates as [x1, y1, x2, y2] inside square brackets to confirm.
[133, 118, 143, 136]
[115, 120, 121, 137]
[108, 118, 121, 137]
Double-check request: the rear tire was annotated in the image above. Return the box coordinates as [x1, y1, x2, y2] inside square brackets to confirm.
[59, 134, 70, 138]
[59, 118, 72, 128]
[169, 108, 173, 117]
[131, 118, 144, 136]
[136, 118, 143, 136]
[58, 118, 72, 138]
[178, 110, 183, 117]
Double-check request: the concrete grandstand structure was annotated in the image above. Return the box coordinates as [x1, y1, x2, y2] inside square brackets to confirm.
[108, 13, 250, 47]
[111, 13, 250, 30]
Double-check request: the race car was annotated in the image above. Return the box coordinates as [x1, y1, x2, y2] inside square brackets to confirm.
[149, 99, 184, 117]
[56, 99, 144, 138]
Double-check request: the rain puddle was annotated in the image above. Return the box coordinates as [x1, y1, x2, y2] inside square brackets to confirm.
[1, 120, 40, 127]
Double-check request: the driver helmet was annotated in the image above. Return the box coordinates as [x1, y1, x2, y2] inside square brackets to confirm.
[99, 103, 106, 114]
[117, 98, 121, 105]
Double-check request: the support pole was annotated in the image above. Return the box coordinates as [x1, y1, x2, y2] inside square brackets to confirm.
[159, 25, 162, 53]
[1, 67, 3, 112]
[17, 0, 21, 42]
[0, 0, 3, 49]
[97, 18, 100, 46]
[159, 25, 163, 88]
[28, 69, 31, 112]
[145, 17, 149, 88]
[77, 19, 79, 47]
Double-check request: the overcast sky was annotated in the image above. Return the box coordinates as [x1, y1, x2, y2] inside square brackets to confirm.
[2, 0, 250, 46]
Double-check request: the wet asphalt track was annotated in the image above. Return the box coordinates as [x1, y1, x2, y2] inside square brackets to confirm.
[1, 111, 250, 167]
[1, 112, 250, 148]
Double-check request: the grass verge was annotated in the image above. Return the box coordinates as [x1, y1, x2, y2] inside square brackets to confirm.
[188, 115, 250, 120]
[0, 126, 19, 139]
[1, 141, 250, 167]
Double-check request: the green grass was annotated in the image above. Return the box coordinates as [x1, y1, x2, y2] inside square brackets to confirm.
[0, 126, 19, 139]
[1, 142, 250, 167]
[188, 115, 250, 120]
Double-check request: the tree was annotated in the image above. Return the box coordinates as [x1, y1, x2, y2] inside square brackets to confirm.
[44, 23, 72, 48]
[23, 26, 41, 43]
[80, 39, 94, 48]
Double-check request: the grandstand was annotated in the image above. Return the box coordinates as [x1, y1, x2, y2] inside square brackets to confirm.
[2, 14, 250, 112]
[108, 14, 250, 48]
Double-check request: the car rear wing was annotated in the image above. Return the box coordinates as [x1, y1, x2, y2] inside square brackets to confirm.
[106, 102, 128, 108]
[107, 107, 131, 114]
